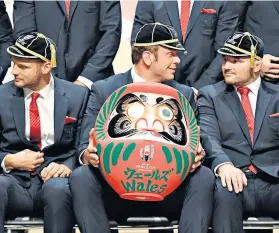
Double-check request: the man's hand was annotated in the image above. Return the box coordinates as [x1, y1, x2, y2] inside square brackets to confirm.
[5, 149, 44, 171]
[82, 128, 99, 167]
[217, 163, 248, 193]
[40, 162, 71, 182]
[74, 80, 86, 87]
[261, 54, 279, 79]
[190, 141, 204, 173]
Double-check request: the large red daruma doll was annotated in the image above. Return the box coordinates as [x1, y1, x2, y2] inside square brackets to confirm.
[93, 83, 199, 201]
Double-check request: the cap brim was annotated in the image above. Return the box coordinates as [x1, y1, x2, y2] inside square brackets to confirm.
[161, 41, 185, 51]
[217, 47, 250, 57]
[7, 45, 37, 59]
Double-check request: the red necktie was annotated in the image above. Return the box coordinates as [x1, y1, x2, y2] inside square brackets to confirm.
[180, 0, 191, 41]
[238, 87, 258, 174]
[65, 0, 71, 19]
[30, 93, 41, 149]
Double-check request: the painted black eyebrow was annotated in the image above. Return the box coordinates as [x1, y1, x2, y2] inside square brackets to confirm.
[156, 97, 164, 104]
[140, 94, 148, 102]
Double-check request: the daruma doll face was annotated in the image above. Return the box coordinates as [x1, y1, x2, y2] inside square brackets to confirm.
[94, 83, 199, 201]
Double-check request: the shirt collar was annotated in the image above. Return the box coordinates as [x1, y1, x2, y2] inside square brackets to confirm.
[24, 75, 54, 99]
[234, 76, 261, 96]
[131, 66, 146, 83]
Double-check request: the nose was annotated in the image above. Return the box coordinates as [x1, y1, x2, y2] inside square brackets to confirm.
[223, 60, 231, 70]
[12, 64, 19, 76]
[173, 56, 180, 65]
[135, 117, 164, 132]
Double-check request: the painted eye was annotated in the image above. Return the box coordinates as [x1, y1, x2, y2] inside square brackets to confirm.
[159, 106, 173, 121]
[120, 120, 131, 130]
[169, 124, 178, 135]
[127, 103, 144, 118]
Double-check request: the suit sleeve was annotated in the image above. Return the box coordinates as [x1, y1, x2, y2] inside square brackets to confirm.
[131, 1, 154, 44]
[0, 1, 13, 82]
[197, 88, 232, 170]
[80, 1, 121, 82]
[13, 1, 37, 39]
[0, 114, 9, 167]
[236, 1, 250, 32]
[61, 89, 89, 170]
[78, 84, 104, 156]
[197, 2, 238, 89]
[187, 87, 198, 118]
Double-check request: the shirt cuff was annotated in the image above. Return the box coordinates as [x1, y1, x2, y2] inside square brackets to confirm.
[77, 76, 93, 89]
[1, 157, 12, 173]
[214, 162, 232, 177]
[191, 87, 198, 95]
[79, 149, 87, 165]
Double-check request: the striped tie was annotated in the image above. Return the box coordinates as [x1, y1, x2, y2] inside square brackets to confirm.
[238, 87, 258, 174]
[180, 0, 191, 41]
[29, 92, 41, 149]
[65, 0, 71, 20]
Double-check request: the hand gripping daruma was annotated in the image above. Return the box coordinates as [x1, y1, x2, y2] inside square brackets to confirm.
[92, 82, 199, 201]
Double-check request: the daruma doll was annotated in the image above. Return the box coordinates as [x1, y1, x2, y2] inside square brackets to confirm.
[93, 83, 199, 201]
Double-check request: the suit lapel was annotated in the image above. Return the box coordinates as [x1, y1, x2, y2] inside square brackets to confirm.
[186, 0, 206, 40]
[122, 69, 133, 85]
[69, 0, 79, 25]
[53, 78, 68, 143]
[273, 0, 279, 14]
[254, 83, 272, 144]
[164, 1, 183, 42]
[56, 0, 79, 26]
[223, 87, 252, 146]
[10, 88, 34, 146]
[57, 1, 67, 17]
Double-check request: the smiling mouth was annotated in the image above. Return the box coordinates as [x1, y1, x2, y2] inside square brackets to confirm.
[168, 68, 176, 73]
[135, 130, 162, 137]
[127, 130, 172, 143]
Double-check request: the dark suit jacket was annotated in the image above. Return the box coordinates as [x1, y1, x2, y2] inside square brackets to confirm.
[0, 2, 13, 83]
[13, 1, 121, 83]
[0, 77, 89, 187]
[237, 1, 279, 57]
[131, 1, 238, 89]
[198, 80, 279, 179]
[78, 70, 197, 155]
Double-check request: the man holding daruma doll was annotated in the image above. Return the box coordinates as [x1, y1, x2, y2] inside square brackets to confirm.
[70, 23, 215, 233]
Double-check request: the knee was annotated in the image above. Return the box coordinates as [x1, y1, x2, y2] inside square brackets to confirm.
[0, 175, 12, 196]
[69, 165, 101, 194]
[190, 166, 215, 191]
[42, 178, 71, 204]
[214, 179, 241, 206]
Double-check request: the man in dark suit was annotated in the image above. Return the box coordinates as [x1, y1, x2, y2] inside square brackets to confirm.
[70, 23, 215, 233]
[13, 1, 121, 88]
[0, 32, 88, 233]
[131, 0, 238, 89]
[198, 32, 279, 233]
[237, 1, 279, 82]
[0, 1, 13, 84]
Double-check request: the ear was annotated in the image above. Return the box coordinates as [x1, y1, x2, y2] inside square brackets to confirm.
[142, 51, 153, 66]
[253, 59, 262, 73]
[41, 62, 52, 75]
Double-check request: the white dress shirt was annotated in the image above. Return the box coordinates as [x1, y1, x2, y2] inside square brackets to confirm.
[77, 76, 93, 89]
[131, 65, 147, 83]
[214, 77, 261, 176]
[2, 76, 55, 172]
[234, 77, 261, 117]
